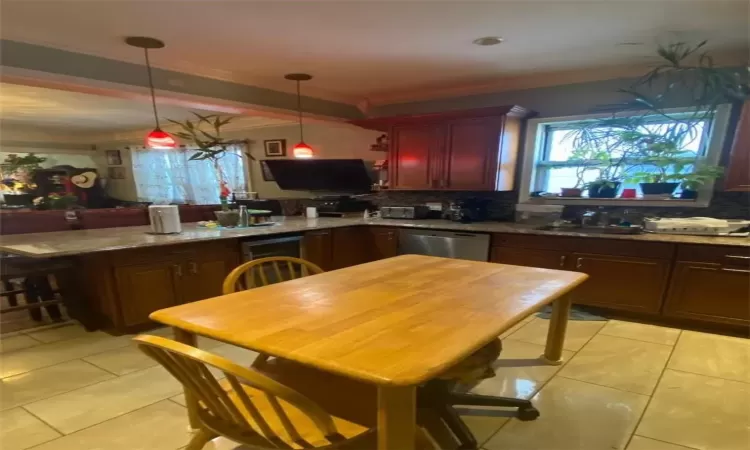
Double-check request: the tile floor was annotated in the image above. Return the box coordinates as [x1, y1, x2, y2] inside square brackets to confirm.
[1, 317, 748, 450]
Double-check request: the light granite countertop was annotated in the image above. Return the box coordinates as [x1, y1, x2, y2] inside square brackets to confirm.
[1, 216, 747, 258]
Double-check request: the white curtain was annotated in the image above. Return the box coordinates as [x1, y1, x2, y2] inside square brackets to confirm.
[132, 145, 247, 205]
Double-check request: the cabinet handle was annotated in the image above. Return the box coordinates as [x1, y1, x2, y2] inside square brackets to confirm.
[173, 265, 182, 277]
[188, 262, 198, 275]
[576, 257, 583, 269]
[559, 255, 566, 267]
[725, 255, 750, 260]
[722, 267, 750, 273]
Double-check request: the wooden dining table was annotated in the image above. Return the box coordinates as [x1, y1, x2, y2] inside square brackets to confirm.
[150, 254, 588, 450]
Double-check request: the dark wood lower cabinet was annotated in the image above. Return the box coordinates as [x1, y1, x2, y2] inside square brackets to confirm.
[490, 247, 567, 270]
[369, 227, 399, 261]
[569, 253, 671, 314]
[301, 230, 333, 271]
[181, 252, 240, 304]
[664, 262, 750, 327]
[114, 261, 181, 328]
[331, 227, 371, 269]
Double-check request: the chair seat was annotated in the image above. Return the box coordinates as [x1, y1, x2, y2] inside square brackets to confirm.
[437, 338, 502, 384]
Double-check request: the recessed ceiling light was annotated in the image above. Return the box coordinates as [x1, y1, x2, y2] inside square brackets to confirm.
[617, 42, 645, 46]
[473, 36, 503, 46]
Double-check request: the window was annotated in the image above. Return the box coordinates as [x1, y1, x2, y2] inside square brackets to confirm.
[519, 105, 732, 207]
[132, 146, 247, 205]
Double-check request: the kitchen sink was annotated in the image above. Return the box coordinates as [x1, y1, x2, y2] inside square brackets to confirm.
[535, 225, 642, 235]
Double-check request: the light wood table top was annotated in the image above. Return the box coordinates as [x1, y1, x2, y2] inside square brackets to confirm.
[151, 254, 587, 386]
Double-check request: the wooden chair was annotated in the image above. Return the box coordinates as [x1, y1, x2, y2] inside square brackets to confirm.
[134, 335, 434, 450]
[222, 256, 324, 294]
[222, 256, 325, 368]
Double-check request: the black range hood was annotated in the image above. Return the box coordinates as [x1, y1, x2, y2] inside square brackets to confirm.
[263, 159, 373, 193]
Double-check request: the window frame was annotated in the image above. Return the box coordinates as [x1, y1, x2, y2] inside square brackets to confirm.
[518, 105, 732, 207]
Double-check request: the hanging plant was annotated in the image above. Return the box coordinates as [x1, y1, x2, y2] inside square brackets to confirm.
[166, 113, 252, 210]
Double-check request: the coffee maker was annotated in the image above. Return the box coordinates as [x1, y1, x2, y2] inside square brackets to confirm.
[448, 198, 491, 223]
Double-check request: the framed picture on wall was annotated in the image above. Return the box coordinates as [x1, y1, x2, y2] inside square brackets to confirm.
[260, 160, 275, 182]
[264, 139, 286, 157]
[108, 167, 126, 180]
[105, 150, 122, 165]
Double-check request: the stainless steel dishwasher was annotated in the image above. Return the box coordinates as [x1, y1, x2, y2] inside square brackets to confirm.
[398, 229, 490, 261]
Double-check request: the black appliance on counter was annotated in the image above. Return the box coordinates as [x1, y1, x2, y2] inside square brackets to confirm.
[447, 198, 491, 223]
[314, 196, 373, 217]
[380, 205, 431, 219]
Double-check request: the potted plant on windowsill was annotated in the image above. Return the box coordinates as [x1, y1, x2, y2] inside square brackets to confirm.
[679, 165, 725, 199]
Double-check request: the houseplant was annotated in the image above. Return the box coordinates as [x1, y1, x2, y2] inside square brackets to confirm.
[679, 165, 725, 199]
[167, 113, 248, 226]
[564, 41, 748, 200]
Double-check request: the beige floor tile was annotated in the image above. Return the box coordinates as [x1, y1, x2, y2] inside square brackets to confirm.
[626, 435, 695, 450]
[0, 407, 61, 450]
[599, 320, 681, 346]
[461, 412, 510, 445]
[30, 400, 193, 450]
[668, 331, 750, 383]
[0, 333, 131, 378]
[0, 334, 41, 354]
[470, 340, 574, 399]
[25, 324, 90, 343]
[1, 360, 115, 410]
[83, 344, 158, 375]
[505, 317, 606, 352]
[210, 343, 260, 365]
[169, 393, 186, 406]
[558, 334, 672, 395]
[24, 365, 182, 434]
[636, 369, 750, 450]
[499, 315, 536, 339]
[485, 377, 649, 450]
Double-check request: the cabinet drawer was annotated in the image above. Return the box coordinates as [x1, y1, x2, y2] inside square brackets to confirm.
[492, 233, 674, 258]
[490, 247, 568, 270]
[677, 244, 750, 266]
[664, 261, 750, 326]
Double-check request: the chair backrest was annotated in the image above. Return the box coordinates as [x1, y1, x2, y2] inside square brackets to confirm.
[134, 334, 345, 448]
[222, 256, 324, 294]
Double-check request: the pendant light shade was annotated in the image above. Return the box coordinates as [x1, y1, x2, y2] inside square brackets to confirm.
[146, 127, 177, 149]
[292, 141, 314, 158]
[126, 36, 176, 149]
[285, 73, 314, 158]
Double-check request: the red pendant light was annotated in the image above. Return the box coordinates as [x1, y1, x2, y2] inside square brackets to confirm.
[285, 73, 314, 158]
[126, 36, 177, 149]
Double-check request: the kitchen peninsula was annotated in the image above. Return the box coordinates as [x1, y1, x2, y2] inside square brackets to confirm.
[1, 216, 748, 335]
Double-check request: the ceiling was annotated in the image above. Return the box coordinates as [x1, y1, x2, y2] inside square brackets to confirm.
[1, 0, 747, 105]
[0, 83, 292, 133]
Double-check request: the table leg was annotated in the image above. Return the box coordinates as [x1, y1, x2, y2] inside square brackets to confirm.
[172, 328, 201, 431]
[542, 294, 572, 365]
[377, 385, 417, 450]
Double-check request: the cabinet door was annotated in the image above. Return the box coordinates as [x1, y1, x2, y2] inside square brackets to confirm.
[725, 101, 750, 191]
[390, 125, 443, 189]
[664, 262, 750, 326]
[182, 257, 237, 303]
[490, 247, 568, 270]
[331, 227, 371, 270]
[570, 253, 670, 313]
[444, 117, 502, 190]
[302, 230, 333, 271]
[369, 227, 399, 261]
[114, 261, 181, 328]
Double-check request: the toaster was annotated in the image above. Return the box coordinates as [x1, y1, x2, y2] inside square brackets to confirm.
[380, 206, 431, 219]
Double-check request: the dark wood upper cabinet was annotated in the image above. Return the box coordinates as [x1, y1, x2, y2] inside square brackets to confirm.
[353, 106, 532, 191]
[391, 125, 443, 190]
[725, 101, 750, 192]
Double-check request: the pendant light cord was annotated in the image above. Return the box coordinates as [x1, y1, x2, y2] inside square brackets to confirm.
[296, 80, 304, 142]
[144, 48, 161, 129]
